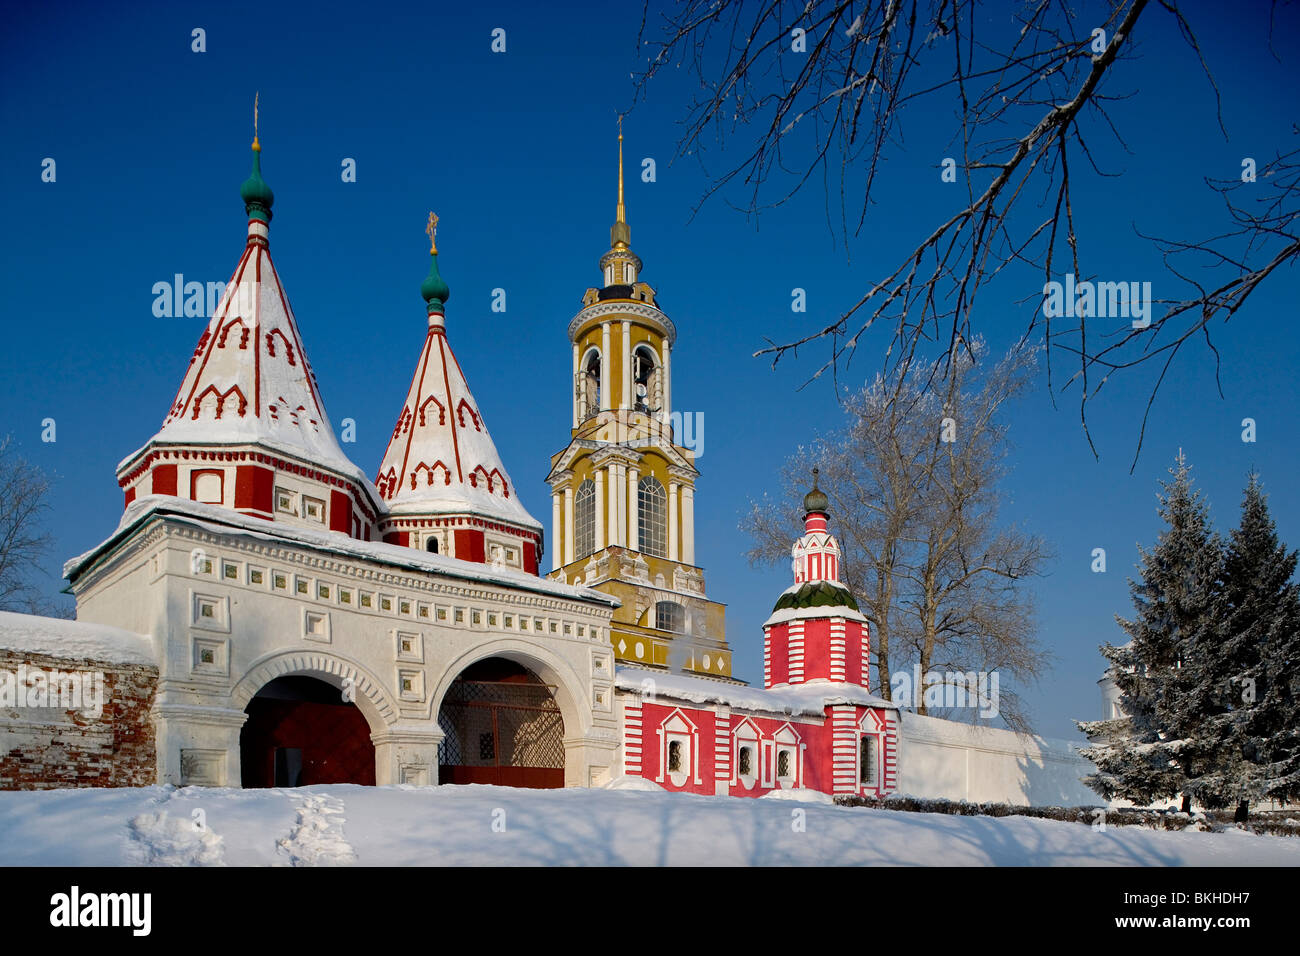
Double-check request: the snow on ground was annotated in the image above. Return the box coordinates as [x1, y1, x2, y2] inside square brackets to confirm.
[0, 784, 1296, 866]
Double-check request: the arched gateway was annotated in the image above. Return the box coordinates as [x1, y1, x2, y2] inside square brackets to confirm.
[240, 676, 376, 787]
[437, 658, 565, 788]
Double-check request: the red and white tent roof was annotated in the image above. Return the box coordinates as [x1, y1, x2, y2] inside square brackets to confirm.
[376, 311, 540, 532]
[117, 216, 374, 494]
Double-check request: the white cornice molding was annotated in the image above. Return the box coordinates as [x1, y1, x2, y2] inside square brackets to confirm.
[105, 518, 618, 617]
[569, 301, 676, 345]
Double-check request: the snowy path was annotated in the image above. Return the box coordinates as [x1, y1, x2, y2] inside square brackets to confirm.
[126, 789, 225, 866]
[0, 784, 1297, 866]
[275, 792, 356, 866]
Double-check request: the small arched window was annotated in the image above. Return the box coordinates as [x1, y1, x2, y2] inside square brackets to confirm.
[638, 476, 667, 557]
[574, 479, 596, 559]
[738, 746, 753, 776]
[655, 600, 685, 634]
[426, 536, 439, 554]
[777, 750, 792, 778]
[860, 736, 878, 785]
[667, 740, 683, 773]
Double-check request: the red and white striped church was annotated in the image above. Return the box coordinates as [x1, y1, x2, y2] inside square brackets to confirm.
[613, 478, 899, 798]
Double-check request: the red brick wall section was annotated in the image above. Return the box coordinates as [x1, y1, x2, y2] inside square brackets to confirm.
[0, 649, 158, 790]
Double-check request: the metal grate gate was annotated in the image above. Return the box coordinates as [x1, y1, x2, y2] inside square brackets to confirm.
[437, 679, 565, 788]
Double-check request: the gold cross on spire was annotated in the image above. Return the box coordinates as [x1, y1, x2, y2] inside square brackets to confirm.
[252, 92, 260, 151]
[426, 211, 439, 254]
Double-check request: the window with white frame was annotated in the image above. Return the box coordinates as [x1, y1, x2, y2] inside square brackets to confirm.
[734, 723, 760, 789]
[574, 479, 596, 559]
[659, 712, 696, 787]
[860, 735, 878, 786]
[638, 476, 667, 557]
[777, 749, 792, 779]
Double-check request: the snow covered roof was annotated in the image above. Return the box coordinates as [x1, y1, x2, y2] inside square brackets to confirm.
[374, 309, 540, 532]
[118, 214, 374, 495]
[614, 666, 897, 717]
[64, 495, 615, 608]
[763, 581, 868, 627]
[0, 611, 154, 666]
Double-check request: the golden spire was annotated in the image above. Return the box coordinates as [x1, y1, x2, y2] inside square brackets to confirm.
[611, 116, 630, 250]
[252, 92, 261, 152]
[426, 211, 439, 254]
[617, 115, 626, 225]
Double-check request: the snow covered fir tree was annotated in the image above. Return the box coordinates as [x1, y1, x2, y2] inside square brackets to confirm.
[1081, 457, 1300, 818]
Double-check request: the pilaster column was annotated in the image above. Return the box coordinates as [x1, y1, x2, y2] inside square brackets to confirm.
[609, 461, 624, 547]
[594, 467, 606, 551]
[622, 321, 632, 409]
[662, 340, 672, 427]
[571, 342, 580, 428]
[668, 480, 679, 561]
[600, 322, 611, 411]
[628, 466, 639, 551]
[681, 484, 695, 565]
[551, 492, 562, 572]
[563, 484, 575, 565]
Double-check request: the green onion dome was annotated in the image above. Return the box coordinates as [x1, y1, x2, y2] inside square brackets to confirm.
[421, 252, 450, 313]
[240, 141, 274, 222]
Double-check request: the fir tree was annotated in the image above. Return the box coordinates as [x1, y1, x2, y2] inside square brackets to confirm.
[1079, 453, 1221, 807]
[1225, 477, 1300, 809]
[1178, 475, 1287, 817]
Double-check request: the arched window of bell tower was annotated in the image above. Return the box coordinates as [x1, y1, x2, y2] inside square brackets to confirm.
[578, 348, 602, 422]
[632, 344, 660, 413]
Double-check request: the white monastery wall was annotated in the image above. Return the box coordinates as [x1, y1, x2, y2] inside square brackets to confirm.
[896, 711, 1099, 806]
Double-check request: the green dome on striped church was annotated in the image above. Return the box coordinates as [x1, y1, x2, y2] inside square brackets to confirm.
[772, 580, 859, 613]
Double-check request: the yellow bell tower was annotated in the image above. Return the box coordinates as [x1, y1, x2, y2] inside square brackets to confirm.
[547, 120, 734, 681]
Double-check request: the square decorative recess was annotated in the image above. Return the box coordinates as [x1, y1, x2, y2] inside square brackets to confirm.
[303, 608, 331, 643]
[395, 630, 424, 663]
[591, 652, 612, 680]
[396, 668, 426, 703]
[592, 684, 613, 712]
[191, 636, 229, 677]
[180, 749, 224, 786]
[190, 591, 230, 633]
[399, 764, 430, 786]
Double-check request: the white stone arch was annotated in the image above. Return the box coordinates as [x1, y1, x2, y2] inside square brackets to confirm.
[631, 341, 662, 412]
[230, 648, 398, 735]
[577, 346, 603, 421]
[430, 637, 590, 746]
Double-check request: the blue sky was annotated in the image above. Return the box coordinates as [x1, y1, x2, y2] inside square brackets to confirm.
[2, 0, 1296, 739]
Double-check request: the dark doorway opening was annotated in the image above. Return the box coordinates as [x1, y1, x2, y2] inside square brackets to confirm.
[437, 658, 565, 788]
[240, 675, 376, 788]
